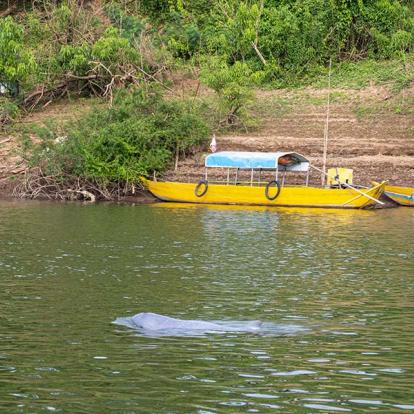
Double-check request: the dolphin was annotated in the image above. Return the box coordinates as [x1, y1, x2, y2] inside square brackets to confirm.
[113, 312, 309, 337]
[113, 312, 263, 336]
[132, 312, 232, 331]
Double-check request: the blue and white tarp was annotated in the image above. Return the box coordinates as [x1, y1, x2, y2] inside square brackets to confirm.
[205, 151, 309, 171]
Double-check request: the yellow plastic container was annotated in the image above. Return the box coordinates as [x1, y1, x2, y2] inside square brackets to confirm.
[327, 168, 353, 187]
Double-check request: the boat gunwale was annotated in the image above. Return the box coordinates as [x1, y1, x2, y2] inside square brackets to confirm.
[142, 178, 385, 210]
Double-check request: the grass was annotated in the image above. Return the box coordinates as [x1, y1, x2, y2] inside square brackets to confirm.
[10, 97, 105, 135]
[353, 91, 414, 120]
[4, 97, 107, 164]
[250, 88, 354, 123]
[310, 54, 414, 91]
[249, 94, 293, 120]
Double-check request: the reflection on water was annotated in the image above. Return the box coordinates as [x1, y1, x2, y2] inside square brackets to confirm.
[152, 201, 375, 216]
[0, 199, 413, 413]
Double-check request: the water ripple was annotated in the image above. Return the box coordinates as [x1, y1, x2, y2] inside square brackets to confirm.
[0, 201, 413, 413]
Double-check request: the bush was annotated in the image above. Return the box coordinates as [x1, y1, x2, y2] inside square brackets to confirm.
[0, 97, 20, 126]
[29, 87, 210, 185]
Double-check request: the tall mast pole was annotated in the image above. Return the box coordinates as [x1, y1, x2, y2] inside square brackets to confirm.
[321, 58, 332, 187]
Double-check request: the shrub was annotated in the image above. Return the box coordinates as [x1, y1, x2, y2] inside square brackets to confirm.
[0, 97, 20, 126]
[30, 87, 210, 185]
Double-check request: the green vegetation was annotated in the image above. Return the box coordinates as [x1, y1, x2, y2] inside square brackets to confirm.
[0, 0, 413, 198]
[200, 58, 261, 126]
[23, 87, 209, 194]
[0, 16, 36, 84]
[354, 91, 414, 119]
[1, 1, 412, 98]
[310, 54, 414, 91]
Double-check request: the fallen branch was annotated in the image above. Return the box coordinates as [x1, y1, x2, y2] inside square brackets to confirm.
[0, 4, 17, 18]
[11, 167, 26, 174]
[11, 168, 133, 201]
[67, 189, 96, 202]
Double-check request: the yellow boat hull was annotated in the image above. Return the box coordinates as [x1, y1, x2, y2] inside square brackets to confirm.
[384, 185, 414, 206]
[142, 179, 385, 209]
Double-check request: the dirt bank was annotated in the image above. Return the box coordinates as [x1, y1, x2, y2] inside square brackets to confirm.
[1, 85, 413, 199]
[167, 85, 414, 187]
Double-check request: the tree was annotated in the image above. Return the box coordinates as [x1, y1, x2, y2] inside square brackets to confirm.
[200, 57, 260, 126]
[0, 16, 36, 95]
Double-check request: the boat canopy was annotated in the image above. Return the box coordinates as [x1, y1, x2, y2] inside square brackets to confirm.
[205, 151, 310, 172]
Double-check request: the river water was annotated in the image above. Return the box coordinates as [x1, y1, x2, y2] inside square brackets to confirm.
[1, 200, 413, 413]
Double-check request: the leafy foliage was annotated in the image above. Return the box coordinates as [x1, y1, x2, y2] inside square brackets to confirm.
[200, 57, 262, 125]
[3, 1, 414, 89]
[0, 17, 36, 85]
[29, 87, 210, 184]
[105, 3, 145, 42]
[157, 0, 414, 84]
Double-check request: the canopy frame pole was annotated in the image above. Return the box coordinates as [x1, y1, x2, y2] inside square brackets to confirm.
[235, 168, 239, 185]
[282, 169, 287, 187]
[250, 169, 254, 186]
[310, 164, 384, 205]
[258, 169, 261, 185]
[226, 168, 230, 185]
[305, 169, 310, 187]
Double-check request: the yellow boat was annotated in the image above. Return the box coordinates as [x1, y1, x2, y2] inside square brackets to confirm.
[142, 151, 385, 209]
[384, 185, 414, 206]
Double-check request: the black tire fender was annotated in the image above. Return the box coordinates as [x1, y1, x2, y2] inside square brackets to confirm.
[265, 180, 281, 200]
[195, 180, 208, 197]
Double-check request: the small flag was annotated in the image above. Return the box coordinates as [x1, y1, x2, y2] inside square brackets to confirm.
[209, 134, 217, 153]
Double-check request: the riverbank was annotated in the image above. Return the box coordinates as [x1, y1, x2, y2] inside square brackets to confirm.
[166, 84, 414, 187]
[1, 83, 413, 200]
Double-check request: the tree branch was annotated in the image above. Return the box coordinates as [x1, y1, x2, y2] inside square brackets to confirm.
[0, 4, 17, 18]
